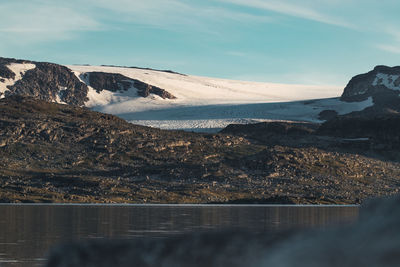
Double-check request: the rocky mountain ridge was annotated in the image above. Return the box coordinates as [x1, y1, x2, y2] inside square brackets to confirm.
[340, 65, 400, 114]
[0, 57, 176, 105]
[341, 65, 400, 102]
[3, 56, 400, 125]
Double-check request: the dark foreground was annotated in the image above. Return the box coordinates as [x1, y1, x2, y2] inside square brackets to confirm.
[0, 204, 358, 265]
[1, 96, 400, 204]
[46, 194, 400, 267]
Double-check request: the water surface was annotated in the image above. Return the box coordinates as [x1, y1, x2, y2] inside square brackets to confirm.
[0, 204, 359, 266]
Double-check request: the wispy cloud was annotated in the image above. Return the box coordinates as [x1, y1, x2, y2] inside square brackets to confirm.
[377, 45, 400, 55]
[225, 51, 248, 57]
[376, 29, 400, 55]
[0, 1, 99, 43]
[86, 0, 272, 32]
[217, 0, 354, 28]
[0, 0, 272, 45]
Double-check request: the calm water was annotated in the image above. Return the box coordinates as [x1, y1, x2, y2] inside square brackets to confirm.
[0, 204, 359, 267]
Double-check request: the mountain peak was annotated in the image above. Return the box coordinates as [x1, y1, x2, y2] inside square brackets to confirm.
[341, 65, 400, 104]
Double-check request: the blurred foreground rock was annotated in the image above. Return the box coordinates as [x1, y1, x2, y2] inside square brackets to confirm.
[46, 194, 400, 267]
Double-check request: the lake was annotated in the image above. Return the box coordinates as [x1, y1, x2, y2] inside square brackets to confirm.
[0, 204, 359, 267]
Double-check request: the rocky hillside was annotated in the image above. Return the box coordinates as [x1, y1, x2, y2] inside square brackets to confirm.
[0, 57, 88, 105]
[0, 57, 175, 105]
[340, 66, 400, 112]
[1, 96, 400, 204]
[341, 66, 400, 102]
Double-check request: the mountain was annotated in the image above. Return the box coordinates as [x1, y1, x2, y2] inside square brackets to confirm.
[1, 57, 400, 204]
[0, 56, 374, 132]
[341, 65, 400, 102]
[0, 57, 88, 105]
[338, 65, 400, 117]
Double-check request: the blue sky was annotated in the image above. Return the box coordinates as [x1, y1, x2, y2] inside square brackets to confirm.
[1, 0, 399, 86]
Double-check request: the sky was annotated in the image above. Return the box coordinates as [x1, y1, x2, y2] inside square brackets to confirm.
[1, 0, 399, 86]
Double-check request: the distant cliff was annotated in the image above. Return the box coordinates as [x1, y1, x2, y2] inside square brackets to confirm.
[341, 66, 400, 112]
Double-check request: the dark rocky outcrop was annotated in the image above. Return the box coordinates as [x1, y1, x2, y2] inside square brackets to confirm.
[10, 62, 89, 106]
[134, 79, 176, 99]
[45, 194, 400, 267]
[85, 71, 176, 99]
[0, 57, 27, 79]
[318, 109, 338, 120]
[341, 65, 400, 103]
[0, 57, 89, 105]
[0, 63, 16, 80]
[315, 65, 400, 120]
[317, 114, 400, 155]
[86, 72, 132, 92]
[221, 121, 318, 137]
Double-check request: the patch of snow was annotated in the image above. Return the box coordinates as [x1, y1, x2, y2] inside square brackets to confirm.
[372, 73, 400, 90]
[56, 86, 68, 104]
[0, 63, 36, 98]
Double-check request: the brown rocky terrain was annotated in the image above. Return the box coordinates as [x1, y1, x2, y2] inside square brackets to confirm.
[1, 96, 400, 204]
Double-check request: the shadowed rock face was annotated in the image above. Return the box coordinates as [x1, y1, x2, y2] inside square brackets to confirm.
[87, 72, 132, 92]
[341, 65, 400, 103]
[221, 121, 318, 138]
[86, 71, 176, 99]
[318, 114, 400, 144]
[45, 194, 400, 267]
[315, 66, 400, 120]
[10, 62, 89, 106]
[0, 57, 89, 105]
[0, 58, 25, 79]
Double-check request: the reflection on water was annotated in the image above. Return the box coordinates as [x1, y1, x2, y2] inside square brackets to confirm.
[0, 204, 359, 266]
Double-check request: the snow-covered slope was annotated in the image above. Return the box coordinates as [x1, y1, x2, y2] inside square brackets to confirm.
[68, 65, 372, 132]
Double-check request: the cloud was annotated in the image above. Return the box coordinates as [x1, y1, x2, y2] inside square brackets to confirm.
[225, 51, 248, 57]
[376, 29, 400, 55]
[376, 45, 400, 55]
[0, 0, 273, 46]
[0, 1, 100, 43]
[84, 0, 272, 32]
[217, 0, 354, 28]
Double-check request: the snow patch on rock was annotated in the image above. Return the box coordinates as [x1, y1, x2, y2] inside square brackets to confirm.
[372, 73, 400, 90]
[0, 63, 36, 98]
